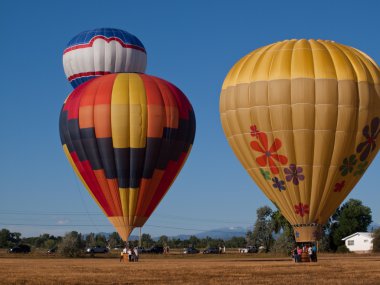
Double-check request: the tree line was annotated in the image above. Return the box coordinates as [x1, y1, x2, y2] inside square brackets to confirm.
[247, 199, 378, 254]
[1, 198, 379, 257]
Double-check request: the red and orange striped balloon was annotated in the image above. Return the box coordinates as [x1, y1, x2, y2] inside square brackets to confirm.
[59, 73, 195, 240]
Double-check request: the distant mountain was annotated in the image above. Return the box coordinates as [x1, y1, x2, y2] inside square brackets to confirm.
[88, 227, 247, 241]
[169, 227, 247, 240]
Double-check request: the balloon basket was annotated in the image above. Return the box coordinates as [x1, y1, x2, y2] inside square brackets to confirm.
[293, 224, 322, 243]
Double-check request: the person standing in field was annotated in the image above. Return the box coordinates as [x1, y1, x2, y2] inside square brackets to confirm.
[133, 247, 139, 262]
[292, 247, 298, 263]
[127, 247, 132, 262]
[312, 244, 317, 262]
[120, 246, 127, 262]
[308, 245, 313, 262]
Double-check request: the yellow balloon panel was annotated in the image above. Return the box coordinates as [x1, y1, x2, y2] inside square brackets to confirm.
[220, 40, 380, 230]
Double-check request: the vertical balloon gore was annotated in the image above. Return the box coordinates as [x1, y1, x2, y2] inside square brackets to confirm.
[220, 39, 380, 243]
[59, 73, 196, 241]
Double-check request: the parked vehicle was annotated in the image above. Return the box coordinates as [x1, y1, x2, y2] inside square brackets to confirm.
[47, 247, 58, 254]
[85, 246, 109, 254]
[144, 246, 164, 254]
[8, 244, 31, 253]
[202, 247, 220, 254]
[183, 247, 200, 254]
[239, 246, 258, 253]
[136, 246, 145, 253]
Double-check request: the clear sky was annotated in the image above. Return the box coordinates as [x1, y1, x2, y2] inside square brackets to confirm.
[0, 0, 379, 238]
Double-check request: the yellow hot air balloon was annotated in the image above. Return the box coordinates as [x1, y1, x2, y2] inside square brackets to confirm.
[220, 39, 380, 242]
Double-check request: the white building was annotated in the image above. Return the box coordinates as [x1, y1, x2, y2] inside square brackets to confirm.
[341, 232, 374, 253]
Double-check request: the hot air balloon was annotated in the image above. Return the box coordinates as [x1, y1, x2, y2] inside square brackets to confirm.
[220, 39, 380, 242]
[59, 73, 195, 241]
[63, 28, 147, 88]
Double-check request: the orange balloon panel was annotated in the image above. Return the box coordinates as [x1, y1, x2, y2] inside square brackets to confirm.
[59, 73, 196, 241]
[220, 39, 380, 242]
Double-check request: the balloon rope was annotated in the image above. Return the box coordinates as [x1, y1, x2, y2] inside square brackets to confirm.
[71, 171, 101, 234]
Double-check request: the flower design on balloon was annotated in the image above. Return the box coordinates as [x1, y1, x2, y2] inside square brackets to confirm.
[354, 161, 368, 176]
[250, 125, 261, 139]
[294, 203, 309, 217]
[272, 177, 286, 191]
[284, 164, 304, 185]
[356, 117, 380, 161]
[260, 169, 271, 180]
[334, 180, 345, 192]
[250, 132, 288, 174]
[339, 154, 357, 176]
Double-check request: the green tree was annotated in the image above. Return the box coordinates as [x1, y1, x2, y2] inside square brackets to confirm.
[225, 236, 246, 248]
[108, 232, 122, 249]
[188, 235, 200, 248]
[202, 236, 219, 248]
[9, 232, 21, 245]
[34, 234, 50, 248]
[44, 239, 57, 250]
[85, 233, 96, 247]
[0, 229, 11, 247]
[59, 231, 85, 257]
[372, 228, 380, 252]
[168, 238, 182, 248]
[319, 222, 335, 252]
[95, 234, 107, 247]
[0, 229, 21, 247]
[157, 235, 169, 246]
[270, 210, 295, 254]
[141, 233, 154, 248]
[248, 206, 274, 252]
[330, 199, 372, 250]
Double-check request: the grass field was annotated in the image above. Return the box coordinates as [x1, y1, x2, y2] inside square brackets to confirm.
[1, 253, 379, 285]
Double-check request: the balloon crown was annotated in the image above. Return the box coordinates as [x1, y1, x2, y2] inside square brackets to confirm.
[63, 27, 147, 88]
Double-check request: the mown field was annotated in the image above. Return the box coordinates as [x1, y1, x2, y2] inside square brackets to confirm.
[1, 251, 379, 285]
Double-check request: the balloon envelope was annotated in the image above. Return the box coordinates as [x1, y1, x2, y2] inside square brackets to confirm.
[59, 73, 195, 240]
[63, 28, 147, 88]
[220, 39, 380, 242]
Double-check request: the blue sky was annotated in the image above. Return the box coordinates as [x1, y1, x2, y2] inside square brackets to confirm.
[0, 0, 379, 238]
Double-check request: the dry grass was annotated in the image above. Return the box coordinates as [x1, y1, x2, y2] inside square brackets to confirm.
[1, 253, 379, 285]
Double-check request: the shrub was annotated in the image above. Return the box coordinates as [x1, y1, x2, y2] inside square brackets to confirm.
[336, 244, 350, 253]
[372, 228, 380, 252]
[59, 231, 85, 257]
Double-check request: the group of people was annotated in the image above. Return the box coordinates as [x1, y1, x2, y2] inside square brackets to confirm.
[163, 246, 170, 254]
[292, 244, 317, 262]
[120, 245, 139, 262]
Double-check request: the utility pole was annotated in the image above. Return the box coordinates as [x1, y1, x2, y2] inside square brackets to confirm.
[139, 227, 142, 247]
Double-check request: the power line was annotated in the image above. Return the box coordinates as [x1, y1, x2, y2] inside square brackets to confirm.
[0, 222, 249, 235]
[71, 170, 101, 233]
[0, 210, 253, 225]
[0, 211, 102, 216]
